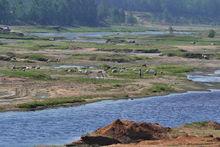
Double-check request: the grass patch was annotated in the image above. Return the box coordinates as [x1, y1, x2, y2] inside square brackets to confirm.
[0, 70, 51, 80]
[156, 65, 194, 76]
[148, 83, 174, 93]
[72, 53, 149, 63]
[24, 54, 49, 61]
[184, 122, 210, 128]
[18, 97, 85, 109]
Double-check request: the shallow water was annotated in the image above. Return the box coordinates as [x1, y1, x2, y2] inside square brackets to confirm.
[53, 64, 94, 69]
[0, 90, 220, 146]
[27, 31, 191, 43]
[188, 70, 220, 83]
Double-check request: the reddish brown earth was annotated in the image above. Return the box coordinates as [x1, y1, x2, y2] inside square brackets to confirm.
[68, 120, 220, 147]
[94, 119, 170, 143]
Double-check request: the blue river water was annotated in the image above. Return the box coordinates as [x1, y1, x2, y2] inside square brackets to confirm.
[0, 90, 220, 146]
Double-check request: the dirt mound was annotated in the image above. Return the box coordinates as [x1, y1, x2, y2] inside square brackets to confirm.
[70, 119, 170, 146]
[94, 119, 170, 143]
[69, 120, 220, 146]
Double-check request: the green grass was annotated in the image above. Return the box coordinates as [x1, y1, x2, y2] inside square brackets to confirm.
[162, 49, 214, 60]
[18, 97, 85, 109]
[24, 54, 49, 61]
[184, 122, 211, 128]
[0, 70, 51, 80]
[148, 83, 174, 93]
[155, 65, 194, 76]
[0, 32, 38, 40]
[72, 53, 149, 63]
[1, 39, 69, 51]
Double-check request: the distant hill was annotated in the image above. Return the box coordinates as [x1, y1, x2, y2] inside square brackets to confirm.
[0, 0, 219, 26]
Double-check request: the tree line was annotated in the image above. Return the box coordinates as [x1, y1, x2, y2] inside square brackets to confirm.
[106, 0, 220, 24]
[0, 0, 219, 26]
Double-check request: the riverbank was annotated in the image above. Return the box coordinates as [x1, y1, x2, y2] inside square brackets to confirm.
[69, 119, 220, 146]
[0, 79, 207, 112]
[1, 90, 220, 146]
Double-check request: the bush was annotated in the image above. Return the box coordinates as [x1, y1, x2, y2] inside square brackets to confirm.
[208, 29, 216, 38]
[149, 83, 174, 93]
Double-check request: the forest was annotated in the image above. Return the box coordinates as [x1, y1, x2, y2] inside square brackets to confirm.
[0, 0, 219, 26]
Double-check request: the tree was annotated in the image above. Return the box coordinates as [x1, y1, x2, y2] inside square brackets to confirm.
[97, 0, 109, 20]
[111, 8, 125, 24]
[0, 0, 11, 24]
[1, 0, 220, 26]
[126, 13, 137, 25]
[208, 29, 216, 38]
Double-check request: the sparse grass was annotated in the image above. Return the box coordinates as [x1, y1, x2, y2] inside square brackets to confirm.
[24, 54, 49, 61]
[148, 83, 174, 93]
[0, 32, 37, 40]
[163, 49, 214, 60]
[156, 65, 194, 76]
[0, 70, 51, 80]
[184, 121, 211, 128]
[18, 97, 85, 109]
[0, 39, 69, 50]
[72, 53, 149, 63]
[61, 76, 129, 84]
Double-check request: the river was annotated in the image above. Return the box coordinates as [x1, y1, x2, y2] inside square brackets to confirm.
[0, 90, 220, 146]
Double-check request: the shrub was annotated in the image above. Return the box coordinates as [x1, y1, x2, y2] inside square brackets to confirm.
[208, 29, 216, 38]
